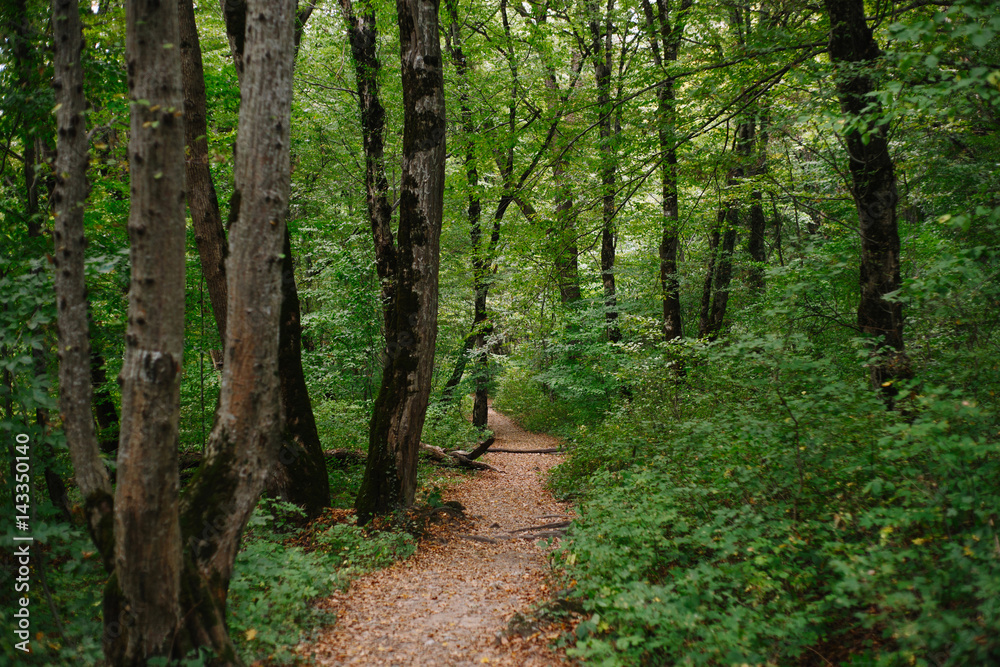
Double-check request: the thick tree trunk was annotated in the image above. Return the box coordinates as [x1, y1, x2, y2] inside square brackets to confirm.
[50, 0, 116, 573]
[182, 0, 329, 516]
[116, 0, 188, 657]
[180, 0, 296, 610]
[825, 0, 909, 391]
[552, 158, 582, 306]
[355, 0, 446, 524]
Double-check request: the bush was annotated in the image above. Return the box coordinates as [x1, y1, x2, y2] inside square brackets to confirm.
[554, 338, 1000, 666]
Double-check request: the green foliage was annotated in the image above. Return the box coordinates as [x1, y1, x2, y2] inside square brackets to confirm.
[552, 337, 1000, 665]
[227, 538, 336, 664]
[315, 519, 416, 587]
[227, 508, 415, 664]
[422, 398, 485, 451]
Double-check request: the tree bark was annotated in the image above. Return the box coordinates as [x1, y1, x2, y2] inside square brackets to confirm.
[704, 206, 737, 339]
[355, 0, 446, 524]
[50, 0, 116, 573]
[746, 113, 769, 291]
[825, 0, 909, 391]
[182, 0, 330, 516]
[340, 0, 397, 337]
[272, 227, 331, 516]
[115, 0, 188, 656]
[180, 0, 296, 612]
[179, 0, 229, 343]
[10, 0, 42, 238]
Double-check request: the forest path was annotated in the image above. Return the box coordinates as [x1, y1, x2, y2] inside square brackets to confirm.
[303, 407, 574, 666]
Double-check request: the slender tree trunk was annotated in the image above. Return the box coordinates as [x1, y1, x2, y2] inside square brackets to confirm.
[340, 0, 397, 337]
[825, 0, 909, 391]
[589, 0, 621, 342]
[11, 0, 41, 238]
[114, 0, 188, 657]
[706, 207, 738, 339]
[549, 131, 581, 306]
[356, 0, 446, 524]
[444, 0, 491, 428]
[642, 0, 691, 342]
[698, 223, 719, 337]
[746, 113, 769, 291]
[50, 0, 116, 573]
[179, 0, 229, 342]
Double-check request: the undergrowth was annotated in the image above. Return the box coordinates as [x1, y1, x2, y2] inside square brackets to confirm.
[534, 336, 1000, 666]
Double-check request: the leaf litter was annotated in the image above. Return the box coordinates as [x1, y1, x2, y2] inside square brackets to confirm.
[300, 407, 576, 666]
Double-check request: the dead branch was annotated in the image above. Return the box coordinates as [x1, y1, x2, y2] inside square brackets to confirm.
[420, 443, 505, 472]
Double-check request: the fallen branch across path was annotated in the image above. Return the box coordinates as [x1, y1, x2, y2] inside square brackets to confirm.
[420, 443, 505, 472]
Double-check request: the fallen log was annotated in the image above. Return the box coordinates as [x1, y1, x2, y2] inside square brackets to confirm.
[420, 443, 504, 472]
[465, 435, 496, 460]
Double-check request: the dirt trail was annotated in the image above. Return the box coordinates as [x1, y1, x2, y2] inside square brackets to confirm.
[303, 407, 573, 666]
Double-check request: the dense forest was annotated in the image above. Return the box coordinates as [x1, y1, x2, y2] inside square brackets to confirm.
[2, 0, 999, 664]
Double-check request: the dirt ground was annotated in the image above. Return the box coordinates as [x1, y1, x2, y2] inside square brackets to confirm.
[301, 408, 576, 666]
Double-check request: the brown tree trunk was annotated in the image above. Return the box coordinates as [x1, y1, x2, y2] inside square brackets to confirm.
[50, 0, 116, 573]
[115, 0, 188, 657]
[355, 0, 446, 524]
[10, 0, 42, 238]
[182, 0, 329, 517]
[746, 113, 769, 291]
[698, 223, 720, 337]
[340, 0, 397, 337]
[705, 207, 738, 339]
[272, 227, 331, 516]
[180, 0, 296, 609]
[179, 0, 229, 343]
[825, 0, 909, 391]
[445, 0, 493, 428]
